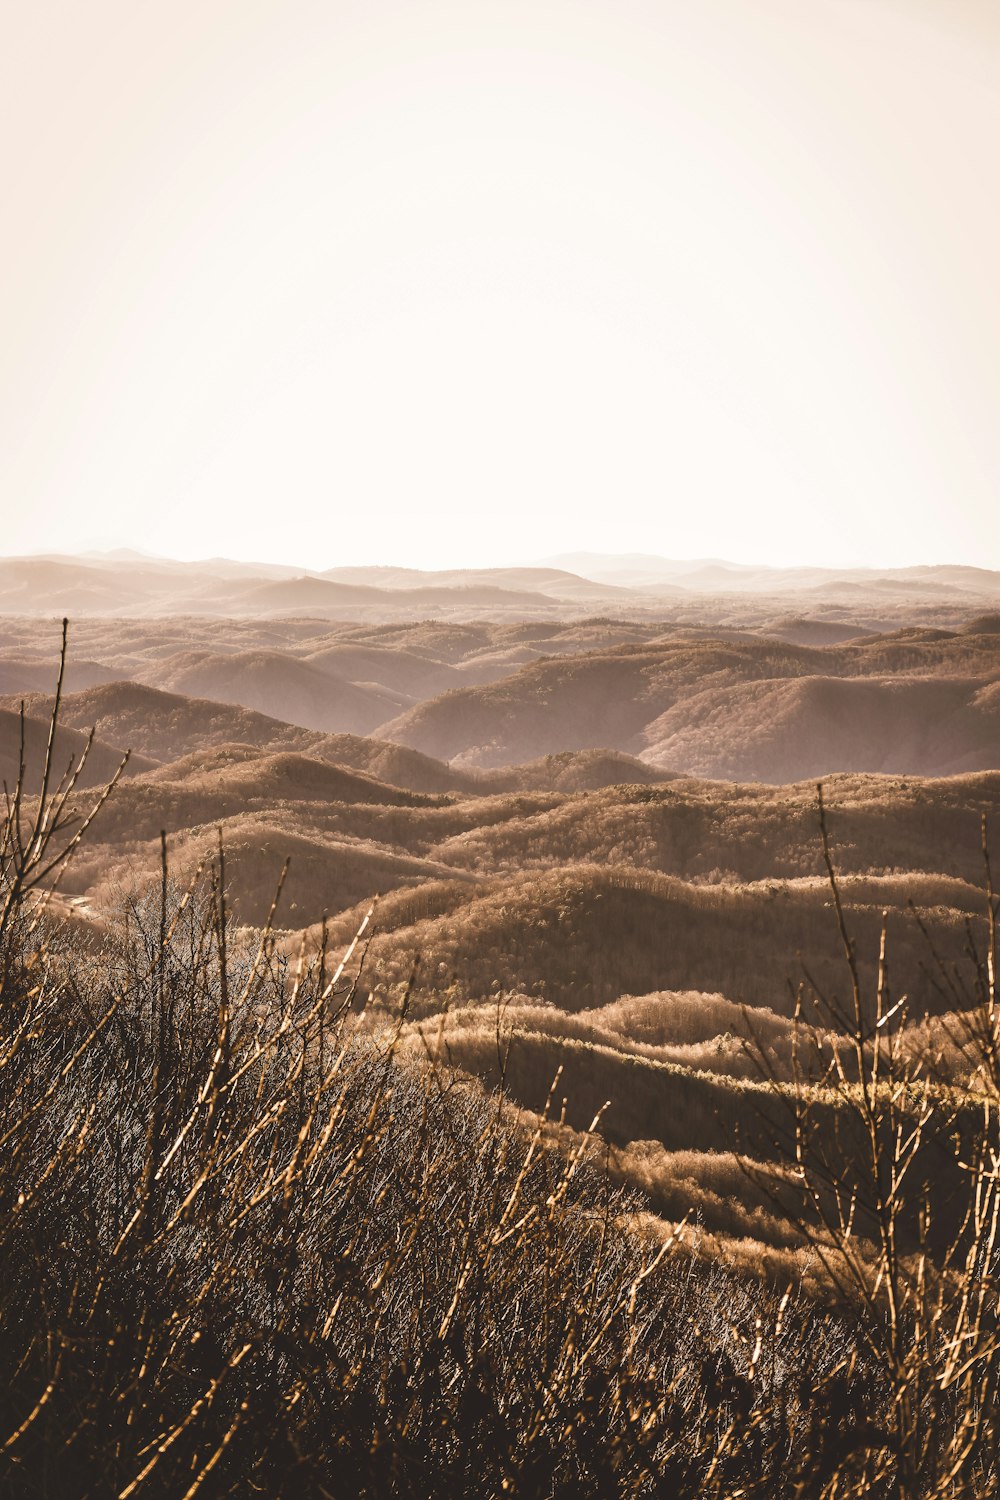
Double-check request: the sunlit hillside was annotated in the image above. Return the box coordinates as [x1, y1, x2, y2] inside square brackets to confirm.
[2, 602, 999, 1496]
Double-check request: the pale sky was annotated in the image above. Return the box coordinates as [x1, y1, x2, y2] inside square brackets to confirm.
[2, 0, 998, 571]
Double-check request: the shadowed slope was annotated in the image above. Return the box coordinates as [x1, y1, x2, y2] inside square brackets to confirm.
[376, 650, 662, 765]
[375, 640, 833, 766]
[0, 708, 153, 793]
[143, 649, 407, 733]
[641, 676, 1000, 780]
[0, 657, 119, 695]
[379, 630, 1000, 781]
[5, 681, 681, 803]
[302, 642, 463, 698]
[5, 682, 322, 763]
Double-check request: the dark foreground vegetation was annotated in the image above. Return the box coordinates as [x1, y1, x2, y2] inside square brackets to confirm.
[2, 636, 1000, 1497]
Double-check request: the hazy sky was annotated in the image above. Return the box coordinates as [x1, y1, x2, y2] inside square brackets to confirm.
[2, 0, 998, 571]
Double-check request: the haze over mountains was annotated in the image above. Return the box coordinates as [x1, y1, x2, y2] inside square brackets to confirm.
[3, 548, 999, 623]
[6, 608, 998, 785]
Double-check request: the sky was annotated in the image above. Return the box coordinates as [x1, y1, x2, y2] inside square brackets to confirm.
[2, 0, 998, 572]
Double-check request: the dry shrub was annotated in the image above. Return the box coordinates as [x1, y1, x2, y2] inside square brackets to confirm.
[1, 843, 880, 1497]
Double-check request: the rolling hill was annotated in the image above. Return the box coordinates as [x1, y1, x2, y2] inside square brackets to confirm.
[95, 818, 479, 928]
[377, 634, 1000, 780]
[140, 648, 408, 734]
[331, 863, 981, 1018]
[4, 682, 320, 764]
[5, 601, 998, 1302]
[640, 675, 1000, 779]
[0, 707, 152, 794]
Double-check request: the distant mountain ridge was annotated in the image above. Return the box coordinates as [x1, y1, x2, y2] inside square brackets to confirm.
[1, 550, 998, 620]
[541, 551, 1000, 597]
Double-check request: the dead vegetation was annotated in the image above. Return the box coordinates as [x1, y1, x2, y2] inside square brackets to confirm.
[3, 623, 1000, 1495]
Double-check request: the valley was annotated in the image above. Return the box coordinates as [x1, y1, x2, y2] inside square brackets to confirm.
[3, 560, 999, 1279]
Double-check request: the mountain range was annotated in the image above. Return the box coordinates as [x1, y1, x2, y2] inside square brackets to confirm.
[2, 549, 999, 622]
